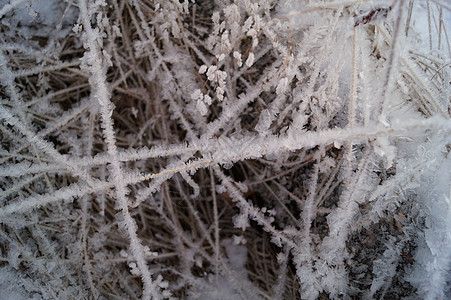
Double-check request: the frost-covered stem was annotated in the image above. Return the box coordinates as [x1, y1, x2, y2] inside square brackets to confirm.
[316, 148, 374, 297]
[0, 104, 90, 184]
[205, 59, 282, 138]
[271, 247, 288, 300]
[1, 115, 449, 218]
[346, 26, 358, 187]
[77, 0, 161, 298]
[81, 113, 97, 298]
[427, 0, 433, 52]
[357, 29, 372, 127]
[0, 100, 90, 165]
[402, 56, 448, 118]
[350, 27, 357, 129]
[0, 181, 110, 218]
[81, 195, 98, 298]
[13, 59, 80, 78]
[0, 51, 55, 195]
[210, 168, 220, 275]
[379, 0, 406, 125]
[294, 160, 321, 298]
[214, 166, 298, 250]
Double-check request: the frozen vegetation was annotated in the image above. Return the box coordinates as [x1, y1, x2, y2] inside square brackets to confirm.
[0, 0, 450, 299]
